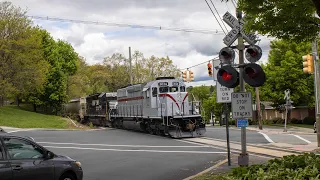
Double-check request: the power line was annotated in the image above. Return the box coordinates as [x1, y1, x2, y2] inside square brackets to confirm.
[180, 56, 219, 71]
[27, 15, 225, 35]
[204, 0, 227, 35]
[210, 0, 229, 33]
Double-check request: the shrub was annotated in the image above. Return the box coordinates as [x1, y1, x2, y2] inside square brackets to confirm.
[228, 120, 236, 125]
[262, 119, 272, 125]
[303, 116, 316, 125]
[290, 118, 303, 124]
[271, 117, 284, 124]
[228, 153, 320, 180]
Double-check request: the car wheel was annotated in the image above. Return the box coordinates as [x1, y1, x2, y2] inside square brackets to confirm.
[59, 172, 76, 180]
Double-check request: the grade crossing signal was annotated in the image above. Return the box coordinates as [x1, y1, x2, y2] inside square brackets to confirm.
[217, 65, 239, 88]
[245, 45, 262, 63]
[243, 63, 266, 87]
[302, 54, 314, 73]
[208, 63, 213, 76]
[219, 47, 235, 64]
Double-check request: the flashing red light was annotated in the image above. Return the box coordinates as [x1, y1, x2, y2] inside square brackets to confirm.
[222, 71, 232, 81]
[247, 49, 257, 57]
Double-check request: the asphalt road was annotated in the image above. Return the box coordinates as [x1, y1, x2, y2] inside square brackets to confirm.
[205, 126, 270, 144]
[10, 129, 229, 180]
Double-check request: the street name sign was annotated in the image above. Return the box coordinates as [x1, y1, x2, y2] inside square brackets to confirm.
[222, 11, 257, 46]
[237, 119, 248, 128]
[231, 92, 253, 118]
[216, 81, 233, 103]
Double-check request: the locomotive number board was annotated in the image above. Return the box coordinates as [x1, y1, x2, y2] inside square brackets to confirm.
[158, 82, 168, 86]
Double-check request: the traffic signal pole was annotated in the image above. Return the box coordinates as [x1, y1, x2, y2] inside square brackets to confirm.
[312, 37, 320, 147]
[236, 10, 248, 166]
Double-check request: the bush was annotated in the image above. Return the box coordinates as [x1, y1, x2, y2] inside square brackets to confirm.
[271, 117, 284, 124]
[291, 118, 303, 124]
[227, 153, 320, 180]
[262, 119, 272, 125]
[228, 120, 235, 125]
[248, 119, 257, 125]
[303, 116, 316, 125]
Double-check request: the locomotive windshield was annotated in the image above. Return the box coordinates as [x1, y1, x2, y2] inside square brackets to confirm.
[170, 87, 178, 92]
[159, 86, 169, 93]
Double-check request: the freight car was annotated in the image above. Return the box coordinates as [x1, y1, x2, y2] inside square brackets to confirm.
[109, 77, 206, 138]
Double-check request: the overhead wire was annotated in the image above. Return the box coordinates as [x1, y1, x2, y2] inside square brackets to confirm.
[204, 0, 227, 35]
[27, 15, 225, 35]
[209, 0, 229, 33]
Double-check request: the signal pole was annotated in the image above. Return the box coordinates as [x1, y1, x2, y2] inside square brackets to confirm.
[129, 47, 133, 85]
[236, 10, 248, 166]
[312, 37, 320, 146]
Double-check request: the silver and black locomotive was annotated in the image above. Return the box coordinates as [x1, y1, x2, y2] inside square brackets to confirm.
[63, 77, 206, 138]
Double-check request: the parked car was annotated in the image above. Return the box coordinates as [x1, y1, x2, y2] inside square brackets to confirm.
[315, 122, 317, 133]
[0, 132, 83, 180]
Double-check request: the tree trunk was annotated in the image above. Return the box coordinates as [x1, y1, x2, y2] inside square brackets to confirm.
[312, 0, 320, 17]
[33, 104, 37, 112]
[15, 96, 20, 107]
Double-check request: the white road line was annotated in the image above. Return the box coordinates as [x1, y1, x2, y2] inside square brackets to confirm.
[37, 141, 208, 148]
[258, 132, 274, 143]
[291, 134, 311, 144]
[7, 129, 35, 133]
[43, 145, 227, 154]
[175, 139, 209, 147]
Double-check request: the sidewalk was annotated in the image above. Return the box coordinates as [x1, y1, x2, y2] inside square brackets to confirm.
[245, 125, 315, 135]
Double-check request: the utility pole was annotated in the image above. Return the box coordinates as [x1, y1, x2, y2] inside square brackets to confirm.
[129, 47, 133, 85]
[312, 37, 320, 147]
[255, 87, 262, 130]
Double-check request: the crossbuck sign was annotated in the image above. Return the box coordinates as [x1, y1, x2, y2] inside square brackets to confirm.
[222, 11, 257, 46]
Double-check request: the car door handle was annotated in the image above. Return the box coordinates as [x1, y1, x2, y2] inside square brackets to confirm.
[13, 166, 23, 171]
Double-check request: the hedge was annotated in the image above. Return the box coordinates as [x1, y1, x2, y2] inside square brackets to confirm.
[218, 153, 320, 180]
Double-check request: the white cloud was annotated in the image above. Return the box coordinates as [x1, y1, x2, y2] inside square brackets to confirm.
[10, 0, 274, 87]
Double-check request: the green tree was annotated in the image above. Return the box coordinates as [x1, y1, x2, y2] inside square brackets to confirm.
[0, 1, 49, 106]
[223, 0, 320, 42]
[260, 39, 315, 107]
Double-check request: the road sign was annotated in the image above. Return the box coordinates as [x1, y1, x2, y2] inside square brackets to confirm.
[216, 81, 233, 103]
[231, 92, 253, 118]
[223, 27, 239, 46]
[222, 11, 257, 46]
[237, 119, 248, 128]
[284, 89, 290, 100]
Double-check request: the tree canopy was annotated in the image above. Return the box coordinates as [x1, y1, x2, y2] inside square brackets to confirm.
[223, 0, 320, 42]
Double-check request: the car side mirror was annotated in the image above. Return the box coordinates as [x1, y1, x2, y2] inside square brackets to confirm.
[46, 151, 54, 159]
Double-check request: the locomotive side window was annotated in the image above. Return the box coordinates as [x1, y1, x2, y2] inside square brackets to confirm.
[152, 87, 158, 97]
[159, 87, 168, 93]
[180, 86, 186, 92]
[170, 87, 178, 92]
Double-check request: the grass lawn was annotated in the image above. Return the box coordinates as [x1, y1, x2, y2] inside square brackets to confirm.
[267, 124, 314, 129]
[0, 105, 87, 129]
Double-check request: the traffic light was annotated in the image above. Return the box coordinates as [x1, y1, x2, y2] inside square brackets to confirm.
[182, 71, 188, 82]
[208, 63, 213, 76]
[189, 71, 194, 81]
[245, 45, 262, 63]
[243, 63, 266, 87]
[219, 47, 235, 64]
[217, 65, 239, 88]
[302, 54, 314, 73]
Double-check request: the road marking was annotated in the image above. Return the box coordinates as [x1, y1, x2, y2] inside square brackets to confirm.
[38, 141, 208, 148]
[291, 134, 311, 144]
[183, 159, 228, 180]
[43, 145, 227, 154]
[7, 129, 35, 133]
[175, 139, 209, 146]
[258, 132, 274, 143]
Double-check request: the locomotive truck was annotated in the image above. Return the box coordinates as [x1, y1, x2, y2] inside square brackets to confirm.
[63, 77, 206, 138]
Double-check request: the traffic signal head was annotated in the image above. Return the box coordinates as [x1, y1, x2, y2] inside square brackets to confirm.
[302, 54, 314, 73]
[245, 45, 262, 63]
[189, 71, 194, 81]
[208, 63, 212, 76]
[243, 63, 266, 87]
[182, 71, 188, 82]
[217, 65, 239, 88]
[219, 47, 235, 64]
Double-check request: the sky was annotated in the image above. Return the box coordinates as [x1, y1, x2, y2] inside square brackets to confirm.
[11, 0, 275, 87]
